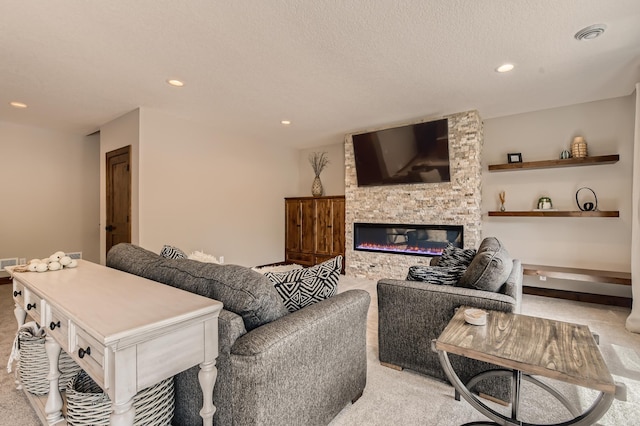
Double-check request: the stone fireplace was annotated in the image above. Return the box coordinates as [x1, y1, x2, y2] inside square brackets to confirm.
[344, 110, 483, 280]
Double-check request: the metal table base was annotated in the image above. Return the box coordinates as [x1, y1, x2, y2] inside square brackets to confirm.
[435, 346, 625, 426]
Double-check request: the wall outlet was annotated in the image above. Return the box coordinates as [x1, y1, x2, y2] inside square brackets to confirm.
[219, 256, 224, 264]
[539, 275, 547, 281]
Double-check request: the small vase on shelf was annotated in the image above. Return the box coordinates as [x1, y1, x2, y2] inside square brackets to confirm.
[500, 203, 505, 212]
[311, 175, 323, 197]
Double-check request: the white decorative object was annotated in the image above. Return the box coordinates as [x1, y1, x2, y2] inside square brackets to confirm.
[252, 263, 304, 274]
[22, 251, 77, 272]
[464, 308, 487, 326]
[188, 251, 220, 264]
[48, 261, 62, 271]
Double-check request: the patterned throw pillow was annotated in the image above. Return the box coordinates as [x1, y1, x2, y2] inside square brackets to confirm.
[406, 265, 467, 286]
[264, 256, 342, 313]
[160, 245, 187, 259]
[437, 244, 476, 268]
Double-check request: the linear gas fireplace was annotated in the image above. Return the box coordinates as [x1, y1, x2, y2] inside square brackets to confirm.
[353, 223, 463, 257]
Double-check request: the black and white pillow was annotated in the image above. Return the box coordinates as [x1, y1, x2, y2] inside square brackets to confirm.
[406, 265, 467, 286]
[160, 245, 187, 259]
[437, 244, 476, 268]
[264, 256, 342, 313]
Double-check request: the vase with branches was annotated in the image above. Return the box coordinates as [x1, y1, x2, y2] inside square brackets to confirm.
[309, 152, 329, 196]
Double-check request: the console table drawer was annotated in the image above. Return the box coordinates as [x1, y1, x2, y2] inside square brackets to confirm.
[24, 288, 44, 324]
[46, 305, 70, 352]
[12, 280, 25, 307]
[73, 327, 105, 386]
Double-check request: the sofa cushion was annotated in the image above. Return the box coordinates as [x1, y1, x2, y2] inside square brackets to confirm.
[264, 256, 342, 312]
[458, 237, 513, 292]
[406, 265, 467, 286]
[107, 243, 288, 331]
[160, 244, 187, 259]
[437, 244, 476, 268]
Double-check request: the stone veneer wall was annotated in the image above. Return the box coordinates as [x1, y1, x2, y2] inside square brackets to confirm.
[344, 110, 483, 280]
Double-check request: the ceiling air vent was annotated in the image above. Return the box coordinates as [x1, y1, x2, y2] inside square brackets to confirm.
[574, 24, 607, 41]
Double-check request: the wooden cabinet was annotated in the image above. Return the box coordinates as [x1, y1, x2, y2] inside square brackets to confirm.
[285, 196, 345, 267]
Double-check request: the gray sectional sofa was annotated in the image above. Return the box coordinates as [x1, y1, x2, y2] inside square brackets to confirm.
[377, 237, 523, 401]
[106, 243, 370, 426]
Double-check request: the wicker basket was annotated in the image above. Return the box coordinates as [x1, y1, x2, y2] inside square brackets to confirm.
[66, 370, 174, 426]
[18, 330, 81, 395]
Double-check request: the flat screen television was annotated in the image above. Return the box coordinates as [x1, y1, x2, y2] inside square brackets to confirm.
[352, 118, 450, 187]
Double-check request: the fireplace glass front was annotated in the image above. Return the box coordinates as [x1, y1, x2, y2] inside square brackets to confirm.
[353, 223, 463, 257]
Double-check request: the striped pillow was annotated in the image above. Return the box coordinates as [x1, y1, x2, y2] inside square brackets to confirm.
[437, 244, 476, 268]
[160, 245, 187, 259]
[406, 265, 467, 286]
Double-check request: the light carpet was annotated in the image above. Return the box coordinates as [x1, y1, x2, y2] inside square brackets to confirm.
[1, 277, 639, 425]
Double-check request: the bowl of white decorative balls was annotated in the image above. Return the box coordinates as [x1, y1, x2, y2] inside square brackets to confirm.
[27, 251, 78, 272]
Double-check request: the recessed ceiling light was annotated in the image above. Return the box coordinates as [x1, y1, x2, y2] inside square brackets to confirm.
[281, 120, 291, 125]
[9, 101, 28, 108]
[167, 79, 184, 87]
[575, 24, 607, 41]
[496, 63, 514, 73]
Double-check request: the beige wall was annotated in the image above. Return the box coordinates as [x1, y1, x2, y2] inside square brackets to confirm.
[0, 121, 100, 272]
[137, 108, 299, 267]
[297, 143, 345, 197]
[99, 108, 140, 263]
[482, 94, 634, 297]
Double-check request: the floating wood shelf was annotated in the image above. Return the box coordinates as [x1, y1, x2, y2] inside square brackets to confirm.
[488, 211, 619, 217]
[488, 154, 619, 172]
[523, 264, 631, 286]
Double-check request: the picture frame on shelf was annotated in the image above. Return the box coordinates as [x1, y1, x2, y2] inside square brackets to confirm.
[507, 153, 522, 163]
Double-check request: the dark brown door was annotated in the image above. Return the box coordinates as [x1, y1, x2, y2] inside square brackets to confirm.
[106, 146, 131, 254]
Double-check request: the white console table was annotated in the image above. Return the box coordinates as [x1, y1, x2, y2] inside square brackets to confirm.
[8, 260, 223, 425]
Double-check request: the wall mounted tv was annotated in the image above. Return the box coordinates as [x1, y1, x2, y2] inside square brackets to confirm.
[352, 118, 450, 187]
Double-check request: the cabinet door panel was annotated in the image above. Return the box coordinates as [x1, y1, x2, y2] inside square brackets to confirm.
[331, 198, 345, 256]
[315, 199, 332, 255]
[300, 199, 315, 253]
[285, 200, 301, 252]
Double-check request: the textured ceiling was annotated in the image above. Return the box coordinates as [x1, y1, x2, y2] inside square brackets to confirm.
[1, 0, 639, 148]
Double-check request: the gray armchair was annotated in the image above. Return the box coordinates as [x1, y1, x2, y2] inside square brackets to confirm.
[377, 259, 522, 400]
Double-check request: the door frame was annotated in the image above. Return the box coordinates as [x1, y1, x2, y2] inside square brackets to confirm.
[105, 145, 132, 255]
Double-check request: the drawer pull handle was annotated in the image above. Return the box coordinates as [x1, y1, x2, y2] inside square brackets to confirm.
[27, 303, 36, 310]
[78, 347, 91, 358]
[13, 290, 22, 297]
[50, 321, 61, 330]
